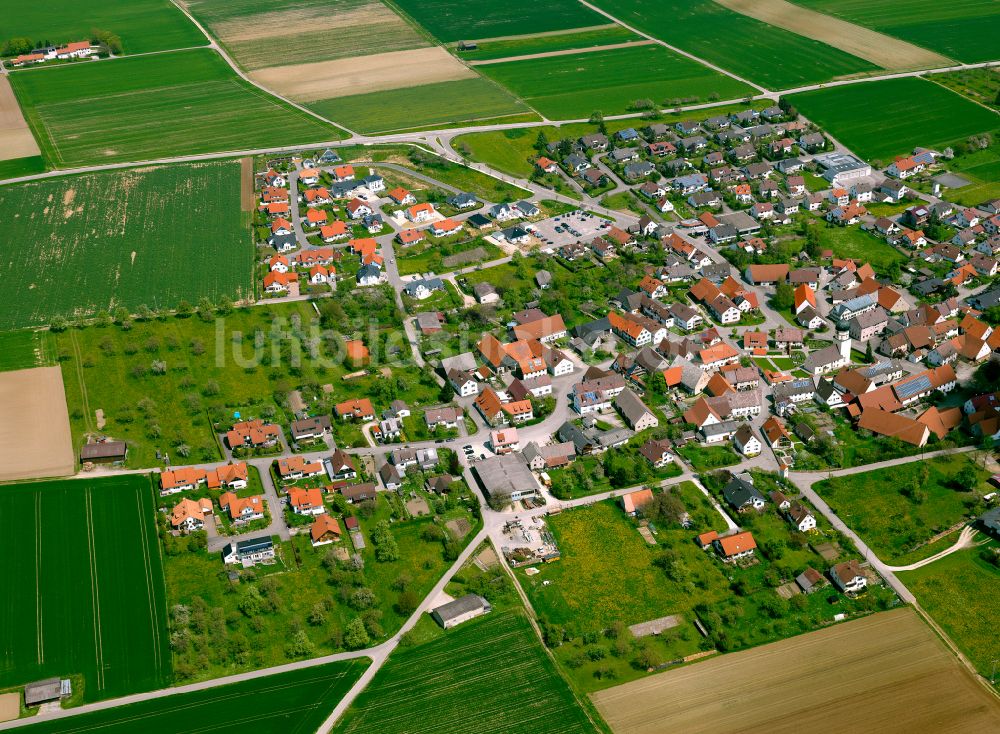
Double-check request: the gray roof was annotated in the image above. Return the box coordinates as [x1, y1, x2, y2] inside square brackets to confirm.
[723, 477, 765, 509]
[615, 388, 653, 425]
[432, 593, 491, 623]
[474, 454, 538, 498]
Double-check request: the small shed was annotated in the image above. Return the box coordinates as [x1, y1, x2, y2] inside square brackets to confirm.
[457, 41, 478, 51]
[80, 440, 127, 464]
[24, 678, 71, 707]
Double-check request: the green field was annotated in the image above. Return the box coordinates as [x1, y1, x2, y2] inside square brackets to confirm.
[587, 0, 878, 89]
[0, 155, 46, 180]
[814, 454, 992, 565]
[0, 162, 253, 330]
[944, 147, 1000, 207]
[10, 48, 340, 167]
[678, 443, 741, 471]
[809, 225, 907, 270]
[185, 0, 429, 70]
[456, 26, 641, 61]
[309, 77, 533, 135]
[899, 545, 1000, 684]
[0, 474, 170, 701]
[392, 0, 606, 43]
[791, 0, 1000, 64]
[18, 660, 367, 734]
[478, 44, 753, 119]
[54, 297, 440, 467]
[789, 77, 1000, 162]
[930, 68, 1000, 111]
[334, 609, 599, 733]
[0, 0, 206, 55]
[0, 330, 53, 371]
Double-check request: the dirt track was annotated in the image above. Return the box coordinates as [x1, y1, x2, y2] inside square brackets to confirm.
[716, 0, 952, 71]
[0, 76, 40, 160]
[249, 47, 475, 100]
[469, 40, 655, 66]
[593, 608, 1000, 734]
[0, 366, 75, 481]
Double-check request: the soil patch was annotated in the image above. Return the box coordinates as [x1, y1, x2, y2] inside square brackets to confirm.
[249, 47, 475, 100]
[593, 608, 1000, 733]
[446, 517, 472, 538]
[240, 156, 254, 211]
[0, 76, 40, 160]
[0, 693, 18, 723]
[0, 366, 75, 480]
[715, 0, 952, 71]
[212, 4, 403, 43]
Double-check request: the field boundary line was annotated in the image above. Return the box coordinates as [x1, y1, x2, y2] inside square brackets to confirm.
[135, 488, 164, 678]
[84, 489, 106, 691]
[573, 0, 769, 93]
[34, 492, 43, 665]
[468, 40, 655, 65]
[458, 23, 620, 45]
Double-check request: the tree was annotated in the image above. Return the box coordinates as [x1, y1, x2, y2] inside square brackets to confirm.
[534, 129, 549, 152]
[864, 339, 873, 363]
[345, 617, 370, 649]
[372, 520, 398, 562]
[284, 629, 315, 659]
[2, 38, 34, 56]
[772, 282, 795, 311]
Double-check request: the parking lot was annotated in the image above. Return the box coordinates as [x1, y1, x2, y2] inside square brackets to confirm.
[530, 210, 612, 251]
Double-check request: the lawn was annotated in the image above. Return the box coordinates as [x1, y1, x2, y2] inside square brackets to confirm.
[17, 660, 368, 734]
[791, 0, 1000, 64]
[788, 77, 1000, 162]
[898, 545, 1000, 685]
[0, 162, 253, 330]
[53, 297, 441, 468]
[164, 492, 471, 682]
[184, 0, 428, 70]
[678, 443, 741, 471]
[587, 0, 878, 89]
[10, 48, 340, 167]
[0, 474, 171, 702]
[813, 454, 992, 565]
[392, 0, 606, 43]
[944, 147, 1000, 207]
[806, 224, 906, 271]
[456, 26, 641, 61]
[397, 238, 503, 276]
[333, 609, 599, 733]
[0, 0, 206, 55]
[478, 44, 753, 119]
[307, 77, 533, 135]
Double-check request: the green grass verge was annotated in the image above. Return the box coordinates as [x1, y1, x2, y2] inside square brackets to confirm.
[333, 609, 599, 733]
[0, 0, 207, 54]
[587, 0, 878, 89]
[391, 0, 606, 43]
[0, 474, 171, 701]
[0, 330, 53, 371]
[898, 545, 1000, 683]
[477, 44, 753, 119]
[17, 660, 367, 733]
[10, 48, 341, 167]
[0, 162, 252, 330]
[456, 26, 641, 61]
[813, 454, 992, 565]
[0, 155, 46, 180]
[788, 77, 1000, 162]
[308, 77, 532, 135]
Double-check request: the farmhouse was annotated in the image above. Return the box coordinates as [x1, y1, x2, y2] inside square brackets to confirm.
[431, 594, 492, 629]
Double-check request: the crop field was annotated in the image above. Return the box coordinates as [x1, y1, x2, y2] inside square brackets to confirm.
[9, 49, 340, 167]
[791, 0, 1000, 64]
[0, 474, 170, 702]
[899, 546, 1000, 684]
[0, 331, 52, 372]
[789, 77, 1000, 162]
[18, 660, 367, 734]
[0, 162, 253, 330]
[0, 0, 206, 55]
[477, 44, 753, 119]
[334, 610, 598, 733]
[392, 0, 606, 43]
[588, 0, 878, 89]
[813, 454, 991, 565]
[944, 147, 1000, 207]
[0, 367, 74, 481]
[184, 0, 428, 71]
[456, 26, 641, 62]
[593, 608, 1000, 733]
[308, 78, 532, 134]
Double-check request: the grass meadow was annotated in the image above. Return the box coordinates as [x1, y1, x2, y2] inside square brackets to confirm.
[791, 0, 1000, 64]
[813, 454, 992, 565]
[308, 77, 533, 134]
[10, 49, 340, 167]
[457, 26, 641, 61]
[391, 0, 606, 43]
[334, 610, 599, 733]
[477, 44, 753, 119]
[789, 77, 1000, 162]
[185, 0, 429, 71]
[899, 545, 1000, 684]
[17, 660, 367, 734]
[588, 0, 878, 89]
[945, 147, 1000, 207]
[0, 330, 53, 371]
[0, 474, 170, 702]
[0, 162, 253, 330]
[0, 0, 206, 55]
[0, 155, 46, 180]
